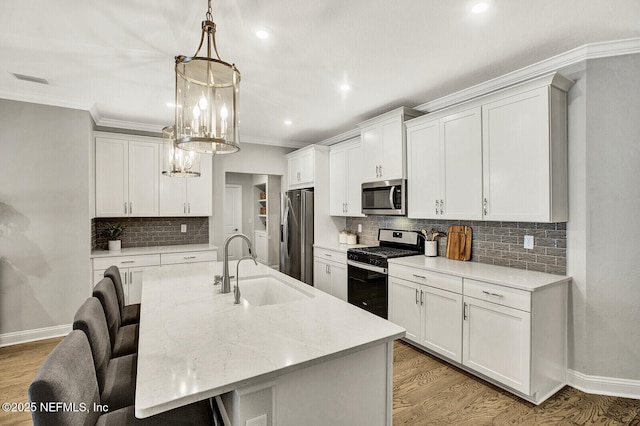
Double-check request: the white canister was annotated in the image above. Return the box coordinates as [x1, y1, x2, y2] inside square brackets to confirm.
[346, 233, 357, 245]
[424, 241, 437, 257]
[339, 231, 348, 244]
[108, 240, 122, 251]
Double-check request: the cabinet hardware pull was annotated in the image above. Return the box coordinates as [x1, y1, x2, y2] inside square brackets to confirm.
[129, 202, 132, 214]
[184, 203, 186, 214]
[435, 200, 439, 215]
[379, 165, 382, 177]
[123, 273, 127, 285]
[415, 289, 419, 304]
[324, 253, 332, 257]
[184, 256, 196, 259]
[440, 199, 444, 215]
[328, 265, 331, 274]
[483, 198, 488, 215]
[464, 303, 468, 320]
[188, 203, 191, 214]
[482, 290, 504, 298]
[129, 271, 132, 283]
[413, 274, 426, 280]
[124, 202, 127, 214]
[420, 290, 424, 306]
[121, 261, 135, 264]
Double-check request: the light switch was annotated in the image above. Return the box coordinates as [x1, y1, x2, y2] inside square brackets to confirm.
[181, 224, 187, 233]
[524, 235, 534, 250]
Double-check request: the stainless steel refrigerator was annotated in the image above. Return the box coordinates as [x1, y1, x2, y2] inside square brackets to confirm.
[280, 189, 314, 285]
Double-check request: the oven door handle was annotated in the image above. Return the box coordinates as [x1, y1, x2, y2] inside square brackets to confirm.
[347, 260, 387, 274]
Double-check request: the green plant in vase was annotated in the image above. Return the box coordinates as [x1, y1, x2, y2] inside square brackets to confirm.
[102, 223, 125, 251]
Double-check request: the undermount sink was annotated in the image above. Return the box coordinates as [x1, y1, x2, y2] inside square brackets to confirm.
[240, 276, 311, 306]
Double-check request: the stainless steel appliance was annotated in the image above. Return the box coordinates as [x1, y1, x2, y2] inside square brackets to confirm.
[280, 189, 314, 285]
[361, 179, 406, 215]
[347, 229, 423, 319]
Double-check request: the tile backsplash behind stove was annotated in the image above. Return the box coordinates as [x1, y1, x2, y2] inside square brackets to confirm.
[92, 217, 209, 250]
[345, 217, 566, 275]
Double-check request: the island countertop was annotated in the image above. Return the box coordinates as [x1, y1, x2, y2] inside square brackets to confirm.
[135, 262, 405, 418]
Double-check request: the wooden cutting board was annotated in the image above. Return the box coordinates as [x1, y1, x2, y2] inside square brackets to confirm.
[446, 225, 472, 261]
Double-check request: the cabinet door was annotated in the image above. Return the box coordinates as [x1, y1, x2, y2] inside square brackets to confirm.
[254, 231, 268, 264]
[345, 142, 363, 216]
[95, 138, 128, 217]
[128, 141, 159, 216]
[361, 125, 381, 183]
[329, 147, 347, 216]
[126, 266, 159, 305]
[298, 150, 315, 186]
[313, 258, 331, 294]
[380, 117, 404, 180]
[482, 87, 550, 221]
[329, 261, 347, 302]
[389, 277, 422, 343]
[421, 286, 463, 363]
[186, 153, 213, 216]
[407, 120, 440, 219]
[463, 297, 531, 394]
[159, 172, 186, 216]
[441, 108, 483, 220]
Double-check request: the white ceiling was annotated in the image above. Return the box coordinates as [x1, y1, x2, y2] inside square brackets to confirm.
[1, 1, 639, 147]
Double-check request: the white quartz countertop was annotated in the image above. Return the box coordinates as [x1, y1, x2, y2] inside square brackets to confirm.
[388, 256, 571, 291]
[91, 243, 218, 258]
[313, 242, 366, 253]
[135, 262, 405, 418]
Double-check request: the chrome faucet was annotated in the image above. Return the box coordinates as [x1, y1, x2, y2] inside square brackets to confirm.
[234, 255, 258, 304]
[222, 233, 257, 294]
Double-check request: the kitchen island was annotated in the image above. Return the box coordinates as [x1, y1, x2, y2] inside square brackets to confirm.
[135, 261, 404, 425]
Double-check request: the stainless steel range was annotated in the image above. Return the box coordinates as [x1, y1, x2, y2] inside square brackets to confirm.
[347, 229, 423, 319]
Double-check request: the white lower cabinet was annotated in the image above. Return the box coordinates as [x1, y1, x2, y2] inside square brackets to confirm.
[254, 231, 268, 264]
[313, 248, 347, 301]
[92, 249, 217, 305]
[389, 269, 463, 363]
[388, 262, 567, 405]
[463, 296, 531, 394]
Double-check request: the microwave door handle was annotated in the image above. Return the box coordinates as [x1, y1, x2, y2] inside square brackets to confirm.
[388, 186, 396, 209]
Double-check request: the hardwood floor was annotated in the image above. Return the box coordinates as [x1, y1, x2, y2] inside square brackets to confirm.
[0, 337, 63, 426]
[1, 337, 638, 425]
[393, 341, 640, 425]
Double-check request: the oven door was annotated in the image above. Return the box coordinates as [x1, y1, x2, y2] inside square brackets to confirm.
[347, 261, 388, 319]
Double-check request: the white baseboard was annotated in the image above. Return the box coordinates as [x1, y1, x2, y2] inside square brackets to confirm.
[0, 324, 71, 347]
[568, 369, 640, 400]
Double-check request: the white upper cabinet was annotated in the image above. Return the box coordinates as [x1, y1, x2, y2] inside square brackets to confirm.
[329, 138, 363, 216]
[406, 72, 572, 223]
[482, 76, 571, 222]
[359, 107, 422, 183]
[159, 154, 212, 216]
[287, 147, 315, 189]
[96, 136, 159, 217]
[407, 107, 482, 220]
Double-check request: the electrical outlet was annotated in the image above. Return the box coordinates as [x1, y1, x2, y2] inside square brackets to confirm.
[180, 224, 187, 233]
[357, 223, 363, 233]
[246, 414, 267, 426]
[523, 235, 534, 250]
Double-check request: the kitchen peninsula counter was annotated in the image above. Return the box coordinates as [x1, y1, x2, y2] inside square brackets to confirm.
[90, 243, 218, 258]
[135, 262, 404, 424]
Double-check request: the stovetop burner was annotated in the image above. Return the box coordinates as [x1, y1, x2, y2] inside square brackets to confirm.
[348, 246, 422, 259]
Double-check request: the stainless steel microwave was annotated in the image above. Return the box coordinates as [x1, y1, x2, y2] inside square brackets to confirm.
[361, 179, 406, 215]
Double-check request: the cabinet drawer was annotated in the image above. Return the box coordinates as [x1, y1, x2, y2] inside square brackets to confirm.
[161, 250, 217, 265]
[464, 279, 531, 312]
[313, 248, 347, 264]
[93, 254, 160, 270]
[389, 265, 462, 294]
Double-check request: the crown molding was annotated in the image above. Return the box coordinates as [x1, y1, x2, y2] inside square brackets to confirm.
[316, 128, 361, 146]
[0, 90, 93, 111]
[240, 135, 307, 149]
[414, 37, 640, 114]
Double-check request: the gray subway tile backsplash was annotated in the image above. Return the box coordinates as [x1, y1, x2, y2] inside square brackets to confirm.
[92, 217, 209, 250]
[345, 217, 567, 275]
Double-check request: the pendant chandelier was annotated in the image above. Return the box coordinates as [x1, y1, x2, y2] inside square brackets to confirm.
[162, 126, 201, 177]
[174, 0, 241, 155]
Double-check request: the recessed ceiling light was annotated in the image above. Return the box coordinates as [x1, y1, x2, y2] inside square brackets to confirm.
[471, 2, 490, 13]
[256, 29, 270, 39]
[284, 120, 292, 126]
[340, 83, 351, 92]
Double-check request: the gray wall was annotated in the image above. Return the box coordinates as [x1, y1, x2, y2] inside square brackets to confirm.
[566, 53, 640, 381]
[0, 99, 92, 335]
